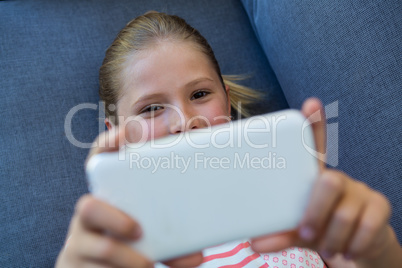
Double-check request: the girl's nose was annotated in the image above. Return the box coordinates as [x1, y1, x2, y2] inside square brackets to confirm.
[169, 106, 206, 134]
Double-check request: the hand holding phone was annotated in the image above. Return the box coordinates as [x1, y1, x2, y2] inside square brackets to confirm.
[86, 109, 319, 261]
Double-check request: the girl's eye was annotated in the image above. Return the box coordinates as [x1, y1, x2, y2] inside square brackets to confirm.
[140, 105, 164, 114]
[191, 90, 209, 100]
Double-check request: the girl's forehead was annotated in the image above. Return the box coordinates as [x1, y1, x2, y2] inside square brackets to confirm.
[120, 41, 218, 96]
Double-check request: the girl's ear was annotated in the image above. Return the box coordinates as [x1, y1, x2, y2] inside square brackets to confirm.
[225, 84, 231, 115]
[105, 118, 114, 131]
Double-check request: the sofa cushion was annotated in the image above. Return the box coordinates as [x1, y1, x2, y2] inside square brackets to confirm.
[241, 0, 402, 243]
[0, 0, 287, 266]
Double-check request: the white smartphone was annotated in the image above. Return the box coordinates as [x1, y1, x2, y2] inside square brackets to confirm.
[86, 109, 319, 261]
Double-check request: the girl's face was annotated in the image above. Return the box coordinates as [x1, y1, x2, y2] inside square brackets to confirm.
[108, 41, 231, 143]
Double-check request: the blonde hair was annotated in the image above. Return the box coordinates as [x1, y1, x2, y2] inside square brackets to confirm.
[99, 11, 263, 124]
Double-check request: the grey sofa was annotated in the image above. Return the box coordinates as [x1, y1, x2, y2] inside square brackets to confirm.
[1, 0, 400, 266]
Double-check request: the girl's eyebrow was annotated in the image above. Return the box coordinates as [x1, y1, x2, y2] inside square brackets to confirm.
[132, 93, 165, 109]
[184, 77, 214, 88]
[133, 77, 214, 107]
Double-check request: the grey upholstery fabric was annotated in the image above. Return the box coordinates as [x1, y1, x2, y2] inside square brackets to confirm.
[0, 0, 287, 266]
[241, 0, 402, 243]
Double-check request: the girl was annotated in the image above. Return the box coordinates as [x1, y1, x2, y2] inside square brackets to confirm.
[56, 12, 401, 268]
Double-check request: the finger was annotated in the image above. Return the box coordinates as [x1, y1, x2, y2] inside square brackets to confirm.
[76, 195, 142, 240]
[301, 97, 327, 171]
[345, 191, 391, 259]
[162, 252, 204, 268]
[318, 181, 366, 257]
[74, 231, 152, 268]
[85, 125, 128, 167]
[250, 230, 300, 253]
[298, 170, 345, 243]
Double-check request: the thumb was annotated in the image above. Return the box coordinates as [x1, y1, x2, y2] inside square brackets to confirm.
[85, 125, 127, 167]
[301, 98, 327, 171]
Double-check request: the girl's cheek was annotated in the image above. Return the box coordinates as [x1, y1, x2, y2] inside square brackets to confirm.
[212, 115, 231, 125]
[145, 118, 170, 141]
[124, 119, 148, 144]
[203, 106, 230, 126]
[124, 118, 165, 144]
